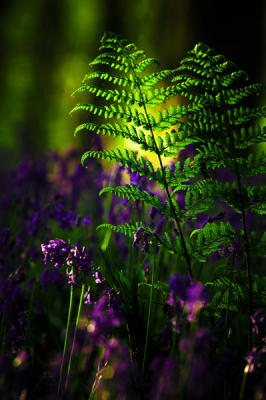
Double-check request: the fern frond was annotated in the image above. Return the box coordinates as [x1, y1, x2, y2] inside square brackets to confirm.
[96, 222, 171, 251]
[221, 84, 266, 105]
[231, 151, 266, 177]
[71, 85, 146, 107]
[72, 35, 266, 295]
[100, 185, 165, 212]
[97, 222, 142, 237]
[88, 53, 131, 72]
[82, 71, 136, 88]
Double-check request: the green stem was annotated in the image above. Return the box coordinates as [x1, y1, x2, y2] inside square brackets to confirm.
[65, 283, 85, 390]
[208, 54, 253, 352]
[58, 278, 74, 395]
[197, 261, 204, 280]
[154, 218, 168, 284]
[129, 207, 137, 273]
[231, 143, 253, 352]
[138, 201, 145, 268]
[121, 42, 193, 281]
[142, 240, 156, 373]
[239, 364, 249, 400]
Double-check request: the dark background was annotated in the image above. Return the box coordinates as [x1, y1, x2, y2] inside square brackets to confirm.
[0, 0, 265, 173]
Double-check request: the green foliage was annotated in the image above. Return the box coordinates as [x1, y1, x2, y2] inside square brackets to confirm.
[72, 32, 266, 333]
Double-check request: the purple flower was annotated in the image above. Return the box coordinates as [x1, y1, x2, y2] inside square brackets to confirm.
[132, 227, 150, 253]
[66, 269, 77, 285]
[95, 271, 105, 284]
[41, 239, 71, 268]
[83, 216, 91, 226]
[141, 232, 149, 253]
[246, 347, 266, 373]
[65, 246, 94, 286]
[250, 311, 266, 340]
[185, 281, 208, 322]
[66, 246, 94, 275]
[84, 289, 95, 305]
[201, 211, 226, 228]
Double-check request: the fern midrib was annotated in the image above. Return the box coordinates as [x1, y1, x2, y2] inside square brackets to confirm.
[120, 40, 194, 280]
[207, 53, 253, 351]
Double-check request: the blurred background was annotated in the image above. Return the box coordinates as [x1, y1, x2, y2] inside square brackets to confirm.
[0, 0, 265, 174]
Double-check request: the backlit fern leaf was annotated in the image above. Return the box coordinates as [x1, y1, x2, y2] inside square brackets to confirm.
[97, 222, 167, 250]
[100, 185, 165, 213]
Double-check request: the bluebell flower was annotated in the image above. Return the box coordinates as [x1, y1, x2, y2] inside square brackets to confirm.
[201, 211, 226, 228]
[41, 239, 71, 268]
[132, 227, 150, 253]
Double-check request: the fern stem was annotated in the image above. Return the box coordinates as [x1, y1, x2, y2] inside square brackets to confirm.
[231, 144, 253, 352]
[120, 42, 193, 280]
[138, 201, 145, 268]
[207, 54, 253, 352]
[129, 207, 137, 273]
[141, 108, 193, 280]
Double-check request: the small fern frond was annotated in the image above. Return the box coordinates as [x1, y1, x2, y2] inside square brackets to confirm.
[97, 222, 141, 237]
[189, 222, 240, 266]
[100, 185, 165, 213]
[96, 222, 166, 250]
[71, 85, 147, 107]
[221, 84, 266, 105]
[82, 71, 135, 88]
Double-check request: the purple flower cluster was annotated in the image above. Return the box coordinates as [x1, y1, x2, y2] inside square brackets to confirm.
[41, 239, 94, 286]
[132, 227, 150, 253]
[244, 312, 266, 374]
[41, 239, 71, 268]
